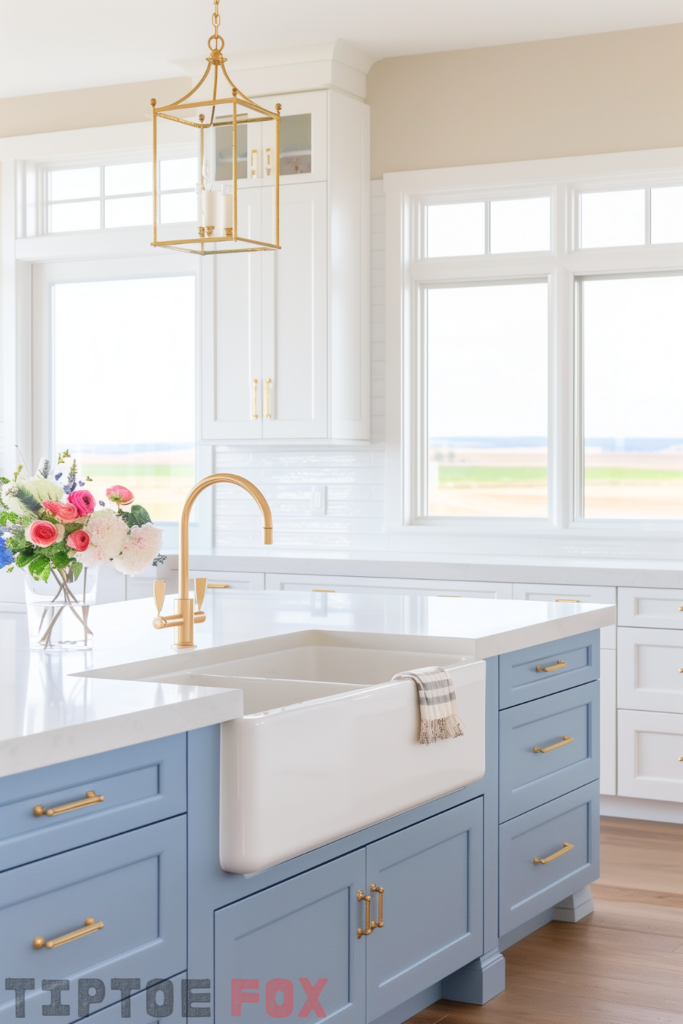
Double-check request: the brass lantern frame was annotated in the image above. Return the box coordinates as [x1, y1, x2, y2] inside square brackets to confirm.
[150, 0, 280, 256]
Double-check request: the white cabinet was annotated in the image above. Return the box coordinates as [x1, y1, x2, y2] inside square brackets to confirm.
[617, 626, 683, 714]
[512, 582, 616, 649]
[618, 587, 683, 630]
[618, 709, 683, 802]
[188, 569, 265, 592]
[265, 573, 512, 599]
[599, 648, 616, 796]
[201, 89, 370, 442]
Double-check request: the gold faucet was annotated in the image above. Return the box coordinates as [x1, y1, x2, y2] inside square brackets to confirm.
[152, 473, 273, 649]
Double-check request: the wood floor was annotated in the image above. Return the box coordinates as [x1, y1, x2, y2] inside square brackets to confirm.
[411, 816, 683, 1023]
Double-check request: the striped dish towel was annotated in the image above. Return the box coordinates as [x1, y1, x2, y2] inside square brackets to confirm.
[392, 666, 465, 745]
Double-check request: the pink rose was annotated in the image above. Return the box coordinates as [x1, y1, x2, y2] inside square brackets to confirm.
[66, 529, 90, 552]
[43, 500, 79, 523]
[106, 485, 134, 506]
[67, 490, 96, 516]
[25, 520, 64, 547]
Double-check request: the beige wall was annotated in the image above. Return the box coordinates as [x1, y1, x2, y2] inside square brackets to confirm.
[367, 23, 683, 178]
[0, 77, 190, 138]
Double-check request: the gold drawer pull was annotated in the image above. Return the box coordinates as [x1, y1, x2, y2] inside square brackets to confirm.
[312, 590, 335, 593]
[679, 606, 683, 612]
[265, 377, 272, 419]
[357, 890, 377, 938]
[370, 882, 384, 928]
[536, 660, 567, 673]
[34, 790, 104, 817]
[534, 842, 574, 865]
[534, 735, 573, 754]
[207, 583, 230, 589]
[555, 598, 579, 603]
[34, 917, 103, 949]
[437, 594, 461, 598]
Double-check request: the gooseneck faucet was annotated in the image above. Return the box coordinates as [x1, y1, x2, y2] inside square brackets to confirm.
[152, 473, 273, 649]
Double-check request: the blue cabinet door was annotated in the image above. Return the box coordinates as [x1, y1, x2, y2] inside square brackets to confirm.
[365, 798, 483, 1023]
[214, 850, 365, 1024]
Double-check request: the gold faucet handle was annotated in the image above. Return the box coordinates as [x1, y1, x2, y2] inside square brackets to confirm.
[153, 580, 166, 615]
[194, 577, 207, 613]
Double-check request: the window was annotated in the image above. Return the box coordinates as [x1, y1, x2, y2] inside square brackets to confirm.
[427, 196, 550, 258]
[46, 268, 196, 524]
[47, 158, 197, 233]
[428, 283, 548, 517]
[580, 187, 683, 248]
[579, 274, 683, 520]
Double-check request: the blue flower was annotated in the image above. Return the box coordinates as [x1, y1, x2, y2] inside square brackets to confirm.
[0, 536, 14, 569]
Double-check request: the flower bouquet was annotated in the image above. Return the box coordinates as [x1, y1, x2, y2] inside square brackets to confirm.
[0, 452, 165, 652]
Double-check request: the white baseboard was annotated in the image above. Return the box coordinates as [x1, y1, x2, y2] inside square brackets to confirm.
[601, 794, 683, 824]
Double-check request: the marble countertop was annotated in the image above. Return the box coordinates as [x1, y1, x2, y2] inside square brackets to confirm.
[0, 590, 615, 777]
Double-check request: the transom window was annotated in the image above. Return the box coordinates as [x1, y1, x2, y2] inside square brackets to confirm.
[47, 158, 197, 233]
[579, 186, 683, 248]
[427, 196, 551, 258]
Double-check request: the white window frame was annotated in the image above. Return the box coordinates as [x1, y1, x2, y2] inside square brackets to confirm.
[384, 146, 683, 558]
[0, 121, 211, 549]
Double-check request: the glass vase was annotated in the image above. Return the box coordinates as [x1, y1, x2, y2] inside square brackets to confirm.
[24, 566, 98, 653]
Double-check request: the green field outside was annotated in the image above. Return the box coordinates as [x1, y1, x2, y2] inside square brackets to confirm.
[438, 466, 683, 487]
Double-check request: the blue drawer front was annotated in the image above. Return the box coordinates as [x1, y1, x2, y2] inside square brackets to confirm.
[50, 974, 188, 1024]
[0, 816, 187, 1024]
[214, 850, 366, 1024]
[498, 780, 600, 936]
[0, 734, 186, 871]
[499, 631, 600, 709]
[366, 799, 483, 1023]
[499, 680, 600, 822]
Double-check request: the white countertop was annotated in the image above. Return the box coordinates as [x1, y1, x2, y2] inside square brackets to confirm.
[0, 590, 615, 777]
[177, 547, 683, 589]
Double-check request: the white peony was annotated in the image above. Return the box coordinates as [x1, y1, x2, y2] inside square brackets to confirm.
[76, 509, 129, 568]
[23, 476, 64, 503]
[113, 523, 164, 576]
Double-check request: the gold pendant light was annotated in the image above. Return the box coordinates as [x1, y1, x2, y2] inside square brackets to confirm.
[150, 0, 280, 256]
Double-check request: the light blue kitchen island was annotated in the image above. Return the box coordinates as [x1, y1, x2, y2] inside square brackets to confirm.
[0, 591, 614, 1024]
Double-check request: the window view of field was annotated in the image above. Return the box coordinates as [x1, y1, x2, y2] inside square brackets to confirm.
[54, 276, 196, 523]
[428, 283, 548, 517]
[582, 275, 683, 520]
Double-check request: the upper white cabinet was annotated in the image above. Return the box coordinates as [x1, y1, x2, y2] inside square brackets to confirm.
[201, 89, 370, 442]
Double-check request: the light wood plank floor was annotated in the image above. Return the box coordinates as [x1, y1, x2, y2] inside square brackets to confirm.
[409, 817, 683, 1023]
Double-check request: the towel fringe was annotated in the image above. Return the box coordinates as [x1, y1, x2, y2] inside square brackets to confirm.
[419, 713, 465, 745]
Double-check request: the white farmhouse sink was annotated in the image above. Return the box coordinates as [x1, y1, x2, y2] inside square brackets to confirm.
[136, 630, 487, 873]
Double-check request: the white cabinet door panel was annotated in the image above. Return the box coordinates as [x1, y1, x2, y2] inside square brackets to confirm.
[262, 182, 327, 439]
[188, 569, 265, 592]
[600, 648, 616, 796]
[512, 582, 616, 649]
[618, 709, 683, 802]
[618, 587, 683, 630]
[265, 573, 512, 599]
[617, 627, 683, 714]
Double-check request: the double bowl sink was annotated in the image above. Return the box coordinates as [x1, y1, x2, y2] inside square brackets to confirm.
[95, 630, 486, 873]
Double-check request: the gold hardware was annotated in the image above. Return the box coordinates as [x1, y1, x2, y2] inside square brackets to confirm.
[33, 917, 103, 949]
[555, 599, 580, 603]
[370, 882, 384, 928]
[195, 577, 207, 614]
[153, 475, 273, 649]
[679, 607, 683, 612]
[678, 756, 683, 761]
[357, 890, 377, 938]
[534, 735, 574, 754]
[265, 148, 272, 176]
[536, 660, 568, 673]
[436, 595, 461, 598]
[265, 378, 272, 418]
[150, 0, 280, 256]
[679, 668, 683, 674]
[34, 791, 104, 818]
[208, 583, 230, 589]
[534, 841, 574, 865]
[312, 590, 335, 593]
[252, 379, 258, 419]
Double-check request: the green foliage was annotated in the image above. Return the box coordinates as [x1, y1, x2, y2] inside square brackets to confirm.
[120, 504, 151, 528]
[71, 561, 83, 581]
[15, 486, 43, 515]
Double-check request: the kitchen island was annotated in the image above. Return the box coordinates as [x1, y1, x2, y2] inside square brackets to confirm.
[0, 590, 614, 1024]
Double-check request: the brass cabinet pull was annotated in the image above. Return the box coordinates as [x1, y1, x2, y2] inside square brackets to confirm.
[34, 917, 103, 949]
[250, 149, 259, 177]
[536, 660, 567, 673]
[265, 377, 272, 419]
[679, 606, 683, 612]
[534, 735, 574, 754]
[312, 590, 335, 593]
[265, 148, 272, 176]
[252, 379, 258, 419]
[555, 598, 579, 603]
[207, 583, 230, 589]
[34, 790, 104, 818]
[436, 594, 461, 598]
[534, 841, 574, 865]
[370, 883, 384, 928]
[357, 890, 376, 938]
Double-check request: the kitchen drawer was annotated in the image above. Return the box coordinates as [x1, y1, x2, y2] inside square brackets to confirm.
[73, 974, 187, 1024]
[499, 680, 600, 822]
[512, 582, 616, 649]
[617, 627, 683, 714]
[499, 631, 599, 709]
[0, 816, 187, 1024]
[618, 709, 683, 802]
[498, 781, 599, 936]
[618, 587, 683, 630]
[264, 572, 513, 600]
[0, 734, 186, 872]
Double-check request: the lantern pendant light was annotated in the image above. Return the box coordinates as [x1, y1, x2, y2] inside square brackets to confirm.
[150, 0, 280, 256]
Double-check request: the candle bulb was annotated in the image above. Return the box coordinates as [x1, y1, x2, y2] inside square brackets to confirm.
[202, 188, 218, 237]
[220, 183, 233, 236]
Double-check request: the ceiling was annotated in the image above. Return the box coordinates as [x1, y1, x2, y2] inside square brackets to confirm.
[1, 0, 681, 98]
